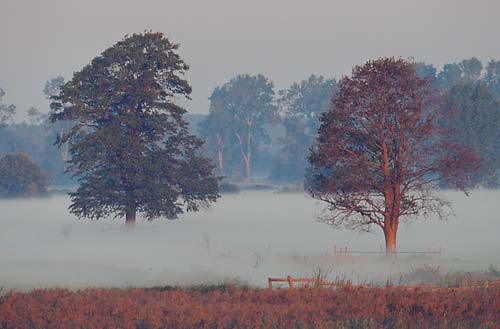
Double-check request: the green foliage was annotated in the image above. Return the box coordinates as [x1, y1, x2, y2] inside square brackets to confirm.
[199, 89, 241, 176]
[414, 62, 437, 80]
[0, 153, 48, 197]
[43, 76, 65, 99]
[484, 59, 500, 97]
[440, 82, 500, 187]
[278, 74, 337, 133]
[200, 74, 277, 180]
[271, 75, 337, 183]
[437, 63, 463, 89]
[0, 121, 73, 186]
[270, 117, 312, 182]
[437, 57, 483, 89]
[26, 107, 45, 125]
[460, 57, 483, 81]
[50, 32, 219, 221]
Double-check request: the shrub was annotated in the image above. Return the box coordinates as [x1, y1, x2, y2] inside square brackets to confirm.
[0, 153, 48, 197]
[218, 182, 240, 193]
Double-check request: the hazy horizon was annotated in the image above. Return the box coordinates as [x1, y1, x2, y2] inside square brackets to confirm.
[2, 0, 500, 121]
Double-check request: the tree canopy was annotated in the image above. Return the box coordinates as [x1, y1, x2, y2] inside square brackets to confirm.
[200, 74, 277, 181]
[43, 76, 65, 99]
[199, 87, 240, 177]
[414, 62, 437, 81]
[485, 60, 500, 97]
[50, 32, 219, 227]
[278, 75, 337, 133]
[309, 58, 479, 253]
[436, 57, 483, 89]
[440, 82, 500, 187]
[0, 88, 15, 127]
[270, 75, 337, 183]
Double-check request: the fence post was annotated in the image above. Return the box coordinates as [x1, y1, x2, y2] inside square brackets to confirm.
[287, 275, 294, 289]
[268, 278, 273, 289]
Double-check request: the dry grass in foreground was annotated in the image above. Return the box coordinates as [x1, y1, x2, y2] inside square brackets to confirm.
[1, 284, 500, 329]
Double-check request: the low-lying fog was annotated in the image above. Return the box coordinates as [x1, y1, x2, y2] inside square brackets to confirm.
[1, 190, 499, 290]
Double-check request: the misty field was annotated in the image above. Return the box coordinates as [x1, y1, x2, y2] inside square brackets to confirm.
[1, 189, 499, 290]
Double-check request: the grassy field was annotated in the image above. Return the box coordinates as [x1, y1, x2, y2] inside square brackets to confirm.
[1, 284, 500, 329]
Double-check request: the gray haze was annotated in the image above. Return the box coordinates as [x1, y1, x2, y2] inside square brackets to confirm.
[2, 0, 500, 121]
[1, 190, 499, 290]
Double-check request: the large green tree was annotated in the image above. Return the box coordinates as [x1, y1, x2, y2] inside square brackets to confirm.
[50, 32, 219, 228]
[201, 74, 277, 181]
[199, 88, 239, 177]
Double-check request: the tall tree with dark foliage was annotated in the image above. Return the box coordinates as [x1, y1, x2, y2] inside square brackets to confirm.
[309, 58, 479, 254]
[50, 32, 219, 228]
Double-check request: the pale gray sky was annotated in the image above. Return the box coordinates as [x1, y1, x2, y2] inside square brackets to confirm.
[1, 0, 499, 121]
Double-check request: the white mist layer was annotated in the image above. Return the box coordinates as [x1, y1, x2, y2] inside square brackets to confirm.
[0, 190, 499, 290]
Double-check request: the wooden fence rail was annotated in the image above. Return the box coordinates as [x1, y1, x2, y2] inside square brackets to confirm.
[268, 275, 500, 290]
[268, 275, 338, 289]
[333, 245, 442, 256]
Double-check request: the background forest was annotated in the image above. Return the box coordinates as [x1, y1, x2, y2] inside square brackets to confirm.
[1, 57, 499, 189]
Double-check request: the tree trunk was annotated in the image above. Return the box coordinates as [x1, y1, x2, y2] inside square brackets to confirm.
[215, 134, 224, 175]
[217, 149, 223, 175]
[384, 224, 397, 255]
[125, 208, 136, 229]
[245, 131, 251, 182]
[244, 155, 251, 182]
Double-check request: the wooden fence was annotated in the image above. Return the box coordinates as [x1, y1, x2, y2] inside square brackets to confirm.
[268, 275, 338, 289]
[267, 275, 500, 290]
[333, 245, 442, 256]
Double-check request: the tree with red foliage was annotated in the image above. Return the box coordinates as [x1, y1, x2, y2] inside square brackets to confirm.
[309, 58, 479, 254]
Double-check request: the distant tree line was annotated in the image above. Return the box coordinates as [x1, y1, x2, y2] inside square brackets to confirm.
[0, 56, 499, 189]
[200, 57, 500, 187]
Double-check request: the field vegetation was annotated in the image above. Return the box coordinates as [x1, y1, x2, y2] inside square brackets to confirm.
[1, 283, 500, 328]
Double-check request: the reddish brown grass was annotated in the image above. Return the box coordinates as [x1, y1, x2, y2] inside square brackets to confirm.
[1, 285, 500, 328]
